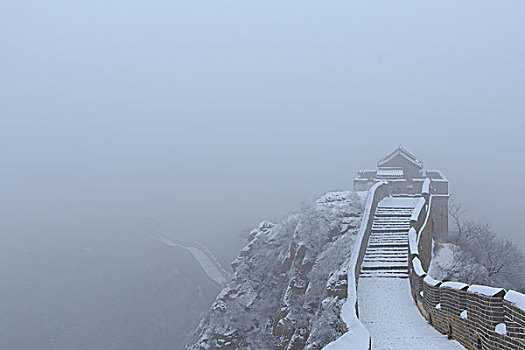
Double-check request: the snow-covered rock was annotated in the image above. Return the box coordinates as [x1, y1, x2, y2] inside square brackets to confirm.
[188, 191, 365, 349]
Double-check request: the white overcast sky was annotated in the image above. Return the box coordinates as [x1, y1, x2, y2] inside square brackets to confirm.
[1, 1, 524, 251]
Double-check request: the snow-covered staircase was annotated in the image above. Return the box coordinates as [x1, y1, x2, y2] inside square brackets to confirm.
[360, 197, 420, 278]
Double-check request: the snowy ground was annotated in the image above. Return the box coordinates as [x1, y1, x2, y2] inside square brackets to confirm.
[358, 278, 464, 350]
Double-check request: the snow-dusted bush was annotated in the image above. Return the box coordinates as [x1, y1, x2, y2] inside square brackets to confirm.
[430, 201, 525, 292]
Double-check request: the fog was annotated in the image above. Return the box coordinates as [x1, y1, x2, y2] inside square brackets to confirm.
[2, 1, 523, 252]
[1, 2, 524, 347]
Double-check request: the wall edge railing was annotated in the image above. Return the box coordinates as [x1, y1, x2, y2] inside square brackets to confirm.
[323, 181, 389, 350]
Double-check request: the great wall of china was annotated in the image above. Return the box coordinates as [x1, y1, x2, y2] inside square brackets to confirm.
[327, 146, 525, 350]
[147, 231, 231, 287]
[153, 146, 524, 349]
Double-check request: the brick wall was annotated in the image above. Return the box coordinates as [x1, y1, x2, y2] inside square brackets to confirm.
[409, 259, 525, 349]
[408, 194, 525, 350]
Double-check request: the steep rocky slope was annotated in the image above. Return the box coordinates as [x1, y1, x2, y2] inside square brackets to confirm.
[189, 191, 366, 349]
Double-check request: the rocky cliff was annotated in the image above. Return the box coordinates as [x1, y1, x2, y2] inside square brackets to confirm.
[188, 191, 366, 349]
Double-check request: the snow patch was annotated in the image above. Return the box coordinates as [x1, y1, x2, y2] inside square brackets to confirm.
[468, 285, 505, 297]
[440, 281, 469, 291]
[422, 178, 431, 194]
[408, 228, 419, 256]
[424, 275, 441, 287]
[412, 257, 425, 277]
[410, 197, 426, 222]
[504, 290, 525, 311]
[460, 310, 467, 320]
[495, 323, 507, 335]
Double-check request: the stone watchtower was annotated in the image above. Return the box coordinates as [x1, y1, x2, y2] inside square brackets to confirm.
[353, 146, 450, 239]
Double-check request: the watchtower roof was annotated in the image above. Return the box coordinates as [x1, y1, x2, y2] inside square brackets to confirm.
[377, 145, 423, 169]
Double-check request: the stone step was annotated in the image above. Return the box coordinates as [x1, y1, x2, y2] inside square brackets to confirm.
[372, 227, 410, 231]
[373, 220, 410, 225]
[361, 262, 408, 269]
[372, 221, 411, 225]
[364, 250, 407, 255]
[373, 216, 412, 220]
[373, 216, 410, 225]
[372, 222, 411, 226]
[368, 243, 408, 249]
[376, 208, 415, 212]
[364, 259, 407, 263]
[374, 213, 412, 218]
[370, 239, 408, 243]
[369, 234, 408, 238]
[359, 272, 409, 278]
[364, 254, 407, 258]
[368, 242, 408, 247]
[375, 208, 414, 212]
[369, 235, 408, 240]
[361, 267, 408, 272]
[364, 254, 407, 259]
[369, 239, 408, 243]
[371, 227, 410, 232]
[365, 247, 407, 251]
[360, 266, 408, 271]
[362, 256, 407, 261]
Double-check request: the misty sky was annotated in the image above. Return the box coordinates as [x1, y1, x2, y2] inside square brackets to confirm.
[1, 1, 524, 253]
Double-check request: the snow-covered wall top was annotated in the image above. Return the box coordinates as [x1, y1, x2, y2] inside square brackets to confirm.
[408, 228, 418, 256]
[423, 275, 441, 287]
[323, 181, 389, 350]
[440, 281, 469, 291]
[467, 284, 505, 297]
[412, 257, 425, 277]
[410, 197, 426, 222]
[422, 178, 431, 194]
[504, 290, 525, 311]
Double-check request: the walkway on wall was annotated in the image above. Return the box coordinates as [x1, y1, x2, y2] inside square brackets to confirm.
[358, 278, 464, 349]
[357, 196, 464, 349]
[147, 231, 231, 286]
